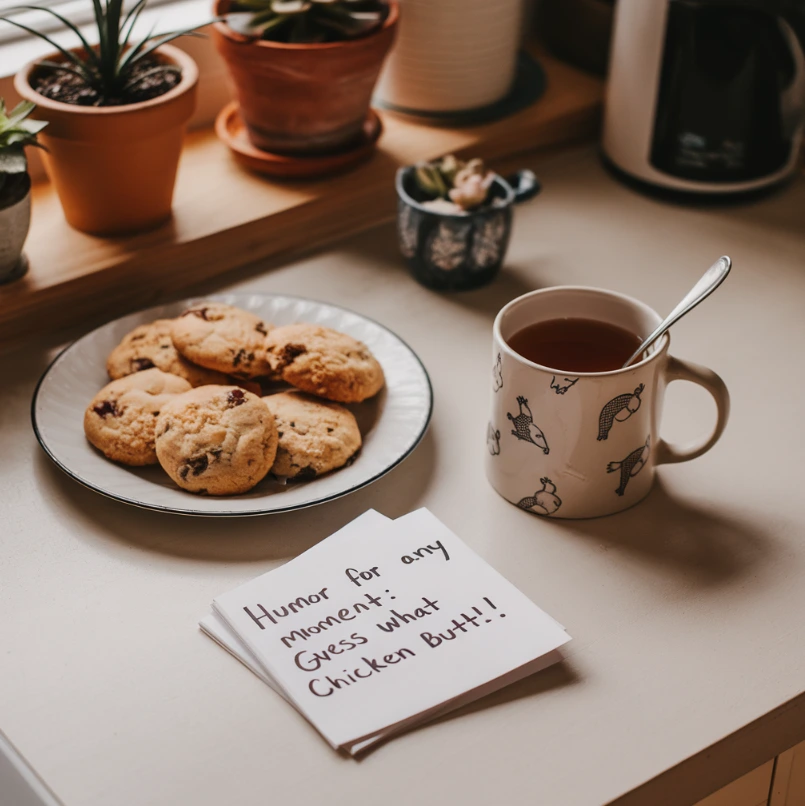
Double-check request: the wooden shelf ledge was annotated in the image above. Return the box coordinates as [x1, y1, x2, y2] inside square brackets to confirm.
[0, 50, 602, 349]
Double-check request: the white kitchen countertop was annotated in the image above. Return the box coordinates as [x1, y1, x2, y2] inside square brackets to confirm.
[1, 144, 804, 806]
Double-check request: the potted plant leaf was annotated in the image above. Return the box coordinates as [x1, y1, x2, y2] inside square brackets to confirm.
[0, 99, 46, 283]
[214, 0, 398, 155]
[3, 0, 205, 235]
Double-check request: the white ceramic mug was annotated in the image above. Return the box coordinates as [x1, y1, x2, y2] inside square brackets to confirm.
[485, 287, 730, 519]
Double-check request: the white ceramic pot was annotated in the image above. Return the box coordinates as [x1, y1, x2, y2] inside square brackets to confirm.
[0, 174, 31, 284]
[375, 0, 523, 113]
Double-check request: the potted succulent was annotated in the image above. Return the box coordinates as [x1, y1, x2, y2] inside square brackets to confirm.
[396, 155, 542, 291]
[0, 99, 46, 283]
[4, 0, 203, 236]
[214, 0, 398, 155]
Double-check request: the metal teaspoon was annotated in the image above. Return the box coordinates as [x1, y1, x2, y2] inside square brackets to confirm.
[622, 255, 732, 369]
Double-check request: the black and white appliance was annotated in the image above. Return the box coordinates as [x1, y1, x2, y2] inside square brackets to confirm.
[603, 0, 805, 194]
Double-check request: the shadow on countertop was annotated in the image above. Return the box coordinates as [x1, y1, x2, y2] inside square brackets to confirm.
[33, 428, 437, 564]
[558, 478, 777, 591]
[355, 658, 581, 759]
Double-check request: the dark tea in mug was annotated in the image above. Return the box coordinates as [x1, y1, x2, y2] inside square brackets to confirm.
[506, 318, 643, 373]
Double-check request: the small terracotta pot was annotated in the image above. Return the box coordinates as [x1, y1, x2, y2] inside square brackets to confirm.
[14, 45, 197, 236]
[213, 0, 398, 155]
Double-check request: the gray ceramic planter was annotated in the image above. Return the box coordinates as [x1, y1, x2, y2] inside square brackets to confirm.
[396, 166, 540, 291]
[0, 173, 31, 284]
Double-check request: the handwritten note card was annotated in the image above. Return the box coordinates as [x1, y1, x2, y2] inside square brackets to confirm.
[202, 509, 570, 753]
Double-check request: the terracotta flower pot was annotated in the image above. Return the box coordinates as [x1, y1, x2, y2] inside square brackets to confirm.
[213, 0, 398, 155]
[14, 45, 198, 236]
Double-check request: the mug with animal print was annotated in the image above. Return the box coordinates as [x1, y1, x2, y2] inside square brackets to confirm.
[485, 286, 730, 519]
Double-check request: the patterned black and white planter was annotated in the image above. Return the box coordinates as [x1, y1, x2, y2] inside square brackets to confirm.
[395, 166, 541, 291]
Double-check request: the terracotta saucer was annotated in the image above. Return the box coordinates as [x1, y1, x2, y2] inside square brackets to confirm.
[215, 102, 383, 179]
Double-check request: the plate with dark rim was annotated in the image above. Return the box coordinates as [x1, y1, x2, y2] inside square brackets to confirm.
[32, 293, 433, 517]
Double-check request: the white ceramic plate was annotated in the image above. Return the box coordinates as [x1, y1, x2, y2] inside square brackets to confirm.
[32, 293, 433, 517]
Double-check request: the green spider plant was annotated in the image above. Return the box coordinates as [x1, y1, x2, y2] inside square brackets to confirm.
[0, 99, 46, 198]
[0, 0, 207, 102]
[224, 0, 388, 44]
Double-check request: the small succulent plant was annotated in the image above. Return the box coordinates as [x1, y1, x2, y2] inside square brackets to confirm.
[415, 155, 496, 214]
[225, 0, 389, 43]
[0, 0, 206, 103]
[0, 99, 46, 197]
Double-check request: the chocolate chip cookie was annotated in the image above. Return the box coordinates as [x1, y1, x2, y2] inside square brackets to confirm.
[155, 386, 277, 495]
[265, 324, 384, 403]
[263, 391, 362, 479]
[170, 303, 273, 380]
[84, 368, 192, 466]
[106, 319, 229, 387]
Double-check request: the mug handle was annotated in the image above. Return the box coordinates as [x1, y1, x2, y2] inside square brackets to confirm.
[655, 356, 730, 465]
[504, 170, 542, 204]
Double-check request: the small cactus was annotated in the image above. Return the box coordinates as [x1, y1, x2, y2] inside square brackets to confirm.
[437, 154, 462, 185]
[0, 99, 46, 197]
[414, 163, 448, 198]
[225, 0, 389, 43]
[413, 154, 496, 214]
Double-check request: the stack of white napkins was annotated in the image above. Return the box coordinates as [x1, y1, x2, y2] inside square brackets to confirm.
[201, 509, 570, 754]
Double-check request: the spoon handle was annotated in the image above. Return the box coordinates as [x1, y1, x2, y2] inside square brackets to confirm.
[622, 256, 732, 369]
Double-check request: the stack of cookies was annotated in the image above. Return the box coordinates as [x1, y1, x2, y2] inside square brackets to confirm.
[83, 302, 385, 496]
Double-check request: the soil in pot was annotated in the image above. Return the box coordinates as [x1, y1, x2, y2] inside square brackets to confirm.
[33, 55, 181, 107]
